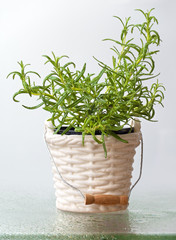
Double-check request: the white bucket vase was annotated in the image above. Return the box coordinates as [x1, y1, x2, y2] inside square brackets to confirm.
[44, 120, 142, 213]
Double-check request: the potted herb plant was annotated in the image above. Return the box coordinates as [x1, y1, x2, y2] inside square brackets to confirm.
[7, 9, 165, 213]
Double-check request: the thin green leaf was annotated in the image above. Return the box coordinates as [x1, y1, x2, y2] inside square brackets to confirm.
[22, 102, 44, 109]
[108, 131, 128, 143]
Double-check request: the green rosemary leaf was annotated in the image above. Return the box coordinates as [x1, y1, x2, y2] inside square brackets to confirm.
[103, 38, 126, 47]
[82, 132, 85, 146]
[12, 89, 29, 102]
[91, 68, 106, 85]
[55, 124, 62, 134]
[25, 71, 41, 78]
[22, 102, 44, 109]
[101, 133, 107, 158]
[43, 55, 55, 66]
[63, 62, 76, 69]
[113, 16, 125, 26]
[61, 125, 73, 135]
[106, 126, 123, 131]
[7, 71, 22, 79]
[92, 133, 102, 144]
[108, 131, 128, 143]
[12, 91, 21, 102]
[140, 73, 160, 81]
[75, 63, 86, 82]
[56, 92, 69, 106]
[66, 96, 84, 108]
[135, 9, 146, 17]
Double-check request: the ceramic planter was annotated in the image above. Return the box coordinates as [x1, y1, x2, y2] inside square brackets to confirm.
[44, 120, 142, 213]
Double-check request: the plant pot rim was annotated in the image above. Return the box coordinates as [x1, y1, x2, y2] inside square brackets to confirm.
[55, 126, 134, 135]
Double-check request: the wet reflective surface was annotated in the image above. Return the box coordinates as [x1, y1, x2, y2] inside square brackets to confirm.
[0, 187, 176, 238]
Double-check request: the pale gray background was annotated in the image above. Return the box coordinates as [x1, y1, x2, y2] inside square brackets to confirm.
[0, 0, 175, 196]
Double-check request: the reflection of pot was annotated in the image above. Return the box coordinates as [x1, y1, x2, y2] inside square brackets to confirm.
[53, 210, 131, 234]
[45, 120, 142, 213]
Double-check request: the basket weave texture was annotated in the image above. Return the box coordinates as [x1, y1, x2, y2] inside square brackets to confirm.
[45, 121, 142, 213]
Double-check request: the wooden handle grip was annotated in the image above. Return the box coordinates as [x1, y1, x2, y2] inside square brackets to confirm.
[85, 194, 128, 206]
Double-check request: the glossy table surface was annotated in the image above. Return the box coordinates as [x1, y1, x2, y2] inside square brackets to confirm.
[0, 187, 176, 240]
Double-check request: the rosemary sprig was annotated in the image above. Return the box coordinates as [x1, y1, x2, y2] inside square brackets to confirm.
[7, 9, 165, 157]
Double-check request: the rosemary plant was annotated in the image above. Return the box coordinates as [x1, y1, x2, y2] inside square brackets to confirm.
[7, 9, 165, 157]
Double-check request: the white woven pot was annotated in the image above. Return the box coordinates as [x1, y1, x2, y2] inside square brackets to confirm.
[45, 120, 142, 213]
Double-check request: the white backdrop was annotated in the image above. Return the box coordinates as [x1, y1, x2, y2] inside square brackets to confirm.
[0, 0, 175, 196]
